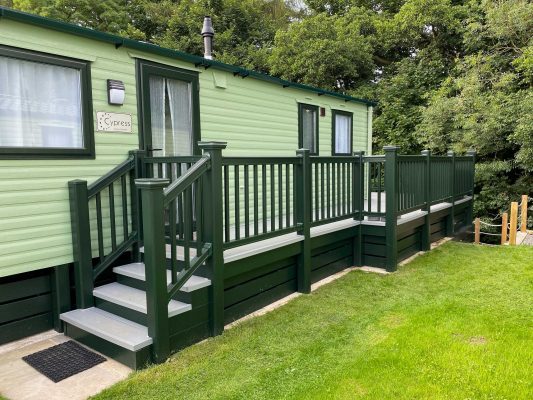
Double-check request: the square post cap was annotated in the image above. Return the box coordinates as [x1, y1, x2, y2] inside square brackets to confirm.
[447, 150, 455, 156]
[353, 150, 365, 157]
[296, 148, 310, 155]
[383, 145, 399, 152]
[421, 149, 431, 156]
[135, 178, 169, 189]
[198, 141, 227, 150]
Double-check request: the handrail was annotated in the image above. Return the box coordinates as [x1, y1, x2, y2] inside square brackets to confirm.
[87, 156, 134, 198]
[222, 156, 300, 166]
[144, 155, 202, 163]
[69, 153, 139, 308]
[163, 155, 210, 205]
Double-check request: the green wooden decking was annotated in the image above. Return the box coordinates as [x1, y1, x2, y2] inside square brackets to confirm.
[61, 144, 475, 367]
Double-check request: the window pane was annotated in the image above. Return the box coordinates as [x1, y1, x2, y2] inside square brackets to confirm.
[335, 114, 351, 154]
[0, 55, 83, 149]
[302, 107, 316, 153]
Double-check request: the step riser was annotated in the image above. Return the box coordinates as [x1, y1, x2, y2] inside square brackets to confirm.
[95, 298, 148, 326]
[95, 297, 211, 332]
[64, 323, 151, 370]
[116, 274, 212, 305]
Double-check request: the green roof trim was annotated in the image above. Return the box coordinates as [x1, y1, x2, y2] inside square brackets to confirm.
[0, 6, 376, 106]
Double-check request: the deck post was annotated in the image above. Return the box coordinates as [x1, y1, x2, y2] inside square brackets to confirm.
[353, 151, 365, 266]
[130, 149, 146, 262]
[198, 141, 227, 336]
[384, 146, 399, 272]
[136, 178, 170, 363]
[446, 151, 455, 236]
[421, 150, 431, 251]
[465, 150, 476, 230]
[68, 179, 94, 309]
[501, 212, 508, 245]
[296, 148, 312, 293]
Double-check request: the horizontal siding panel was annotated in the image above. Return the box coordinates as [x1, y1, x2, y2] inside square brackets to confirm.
[0, 19, 370, 276]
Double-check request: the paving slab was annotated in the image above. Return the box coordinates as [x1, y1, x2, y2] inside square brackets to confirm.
[0, 331, 131, 400]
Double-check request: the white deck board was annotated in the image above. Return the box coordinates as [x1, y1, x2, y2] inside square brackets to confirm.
[60, 308, 152, 351]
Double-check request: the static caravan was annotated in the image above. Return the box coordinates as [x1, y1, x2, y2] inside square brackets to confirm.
[0, 8, 475, 368]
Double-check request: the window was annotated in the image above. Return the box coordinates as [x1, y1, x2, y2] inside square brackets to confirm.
[298, 103, 319, 155]
[0, 46, 94, 158]
[332, 110, 352, 155]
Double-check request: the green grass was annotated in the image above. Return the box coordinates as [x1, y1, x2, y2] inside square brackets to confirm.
[94, 242, 533, 399]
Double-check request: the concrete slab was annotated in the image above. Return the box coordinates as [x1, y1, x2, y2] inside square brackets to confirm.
[0, 331, 131, 400]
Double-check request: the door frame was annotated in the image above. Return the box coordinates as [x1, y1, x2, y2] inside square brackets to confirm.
[136, 59, 201, 155]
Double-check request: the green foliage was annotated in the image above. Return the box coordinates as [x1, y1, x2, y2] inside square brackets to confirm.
[4, 0, 532, 219]
[269, 9, 375, 90]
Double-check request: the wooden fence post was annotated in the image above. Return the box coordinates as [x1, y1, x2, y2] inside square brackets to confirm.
[501, 212, 508, 245]
[421, 149, 431, 251]
[446, 150, 455, 236]
[353, 151, 365, 266]
[135, 178, 170, 363]
[474, 218, 480, 244]
[509, 201, 518, 246]
[466, 150, 476, 228]
[198, 141, 227, 336]
[296, 148, 312, 293]
[521, 195, 528, 233]
[384, 146, 399, 272]
[68, 179, 94, 309]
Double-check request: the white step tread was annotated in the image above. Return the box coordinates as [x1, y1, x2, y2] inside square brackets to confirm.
[60, 307, 152, 351]
[113, 263, 211, 292]
[93, 282, 191, 318]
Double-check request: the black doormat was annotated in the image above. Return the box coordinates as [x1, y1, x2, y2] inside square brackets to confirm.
[22, 340, 106, 383]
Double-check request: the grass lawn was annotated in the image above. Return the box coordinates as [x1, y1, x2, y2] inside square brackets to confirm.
[94, 242, 532, 399]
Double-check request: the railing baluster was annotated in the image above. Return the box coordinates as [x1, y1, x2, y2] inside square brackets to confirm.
[109, 183, 117, 251]
[235, 165, 240, 241]
[319, 163, 324, 220]
[121, 174, 128, 240]
[262, 164, 267, 233]
[177, 163, 184, 239]
[244, 165, 250, 238]
[166, 163, 172, 181]
[326, 162, 331, 218]
[169, 199, 177, 284]
[270, 164, 275, 232]
[254, 165, 259, 235]
[95, 193, 104, 262]
[314, 163, 319, 222]
[341, 162, 348, 215]
[285, 164, 290, 228]
[184, 187, 192, 269]
[224, 165, 230, 242]
[278, 164, 283, 229]
[157, 163, 163, 178]
[195, 179, 203, 253]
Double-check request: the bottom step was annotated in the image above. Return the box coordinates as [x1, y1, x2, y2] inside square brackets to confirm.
[60, 308, 153, 369]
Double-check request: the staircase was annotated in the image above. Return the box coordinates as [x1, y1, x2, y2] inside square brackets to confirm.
[60, 260, 211, 369]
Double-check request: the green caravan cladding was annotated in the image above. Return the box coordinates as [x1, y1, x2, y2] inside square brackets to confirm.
[0, 7, 373, 277]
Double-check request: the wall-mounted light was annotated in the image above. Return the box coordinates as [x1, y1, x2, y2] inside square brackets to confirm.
[107, 79, 125, 105]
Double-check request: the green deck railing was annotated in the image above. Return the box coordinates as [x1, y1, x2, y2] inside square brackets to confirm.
[69, 144, 475, 363]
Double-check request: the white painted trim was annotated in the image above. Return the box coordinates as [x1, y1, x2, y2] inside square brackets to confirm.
[224, 233, 303, 264]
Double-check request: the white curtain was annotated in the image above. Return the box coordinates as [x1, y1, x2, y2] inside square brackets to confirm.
[0, 55, 83, 148]
[335, 114, 351, 154]
[148, 76, 166, 156]
[149, 76, 192, 157]
[302, 108, 316, 153]
[167, 79, 192, 156]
